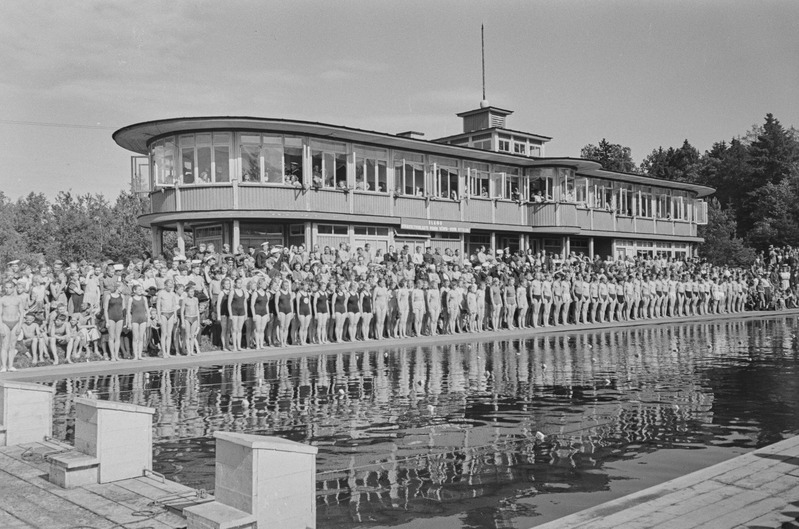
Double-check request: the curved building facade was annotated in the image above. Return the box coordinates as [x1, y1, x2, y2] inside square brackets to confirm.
[114, 104, 712, 259]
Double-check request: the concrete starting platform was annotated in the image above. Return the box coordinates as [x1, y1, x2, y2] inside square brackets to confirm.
[0, 438, 209, 529]
[536, 435, 799, 529]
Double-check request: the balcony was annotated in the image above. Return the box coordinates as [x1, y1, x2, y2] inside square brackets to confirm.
[592, 210, 615, 231]
[352, 192, 391, 217]
[495, 200, 521, 225]
[463, 198, 492, 223]
[430, 199, 461, 222]
[309, 188, 349, 213]
[393, 196, 427, 218]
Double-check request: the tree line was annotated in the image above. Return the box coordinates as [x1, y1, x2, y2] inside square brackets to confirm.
[1, 113, 795, 268]
[581, 113, 799, 266]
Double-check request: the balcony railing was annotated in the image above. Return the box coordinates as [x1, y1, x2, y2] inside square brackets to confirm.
[146, 185, 699, 238]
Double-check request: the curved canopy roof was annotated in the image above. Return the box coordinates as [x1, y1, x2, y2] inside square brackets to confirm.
[113, 116, 714, 197]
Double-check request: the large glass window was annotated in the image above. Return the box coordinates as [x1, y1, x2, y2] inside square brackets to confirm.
[239, 134, 303, 185]
[394, 151, 425, 196]
[593, 181, 614, 209]
[491, 164, 520, 200]
[355, 145, 388, 193]
[638, 186, 652, 217]
[671, 191, 686, 220]
[430, 156, 459, 199]
[617, 183, 634, 216]
[176, 132, 231, 184]
[312, 140, 348, 189]
[150, 137, 176, 186]
[466, 161, 490, 197]
[656, 190, 670, 219]
[527, 168, 555, 202]
[559, 168, 576, 202]
[575, 177, 589, 205]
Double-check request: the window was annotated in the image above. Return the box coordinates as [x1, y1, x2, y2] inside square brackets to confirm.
[354, 226, 389, 236]
[575, 177, 589, 205]
[513, 143, 526, 155]
[354, 145, 388, 193]
[312, 140, 348, 189]
[617, 183, 634, 216]
[559, 168, 576, 202]
[492, 164, 521, 199]
[592, 181, 614, 210]
[529, 144, 542, 157]
[671, 191, 687, 220]
[318, 224, 348, 235]
[498, 138, 510, 152]
[177, 133, 231, 184]
[656, 191, 670, 219]
[527, 168, 555, 202]
[150, 137, 176, 186]
[241, 222, 284, 248]
[638, 186, 653, 218]
[238, 134, 301, 185]
[466, 161, 490, 197]
[429, 156, 459, 199]
[394, 151, 425, 196]
[695, 199, 708, 224]
[473, 140, 492, 151]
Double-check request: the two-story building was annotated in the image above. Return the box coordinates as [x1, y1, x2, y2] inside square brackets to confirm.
[114, 101, 712, 260]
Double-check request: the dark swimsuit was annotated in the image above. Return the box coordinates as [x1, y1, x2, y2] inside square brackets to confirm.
[299, 293, 312, 316]
[334, 292, 346, 314]
[220, 292, 230, 318]
[107, 294, 124, 322]
[347, 293, 360, 313]
[254, 292, 269, 316]
[361, 292, 372, 314]
[316, 293, 329, 314]
[231, 290, 246, 317]
[130, 296, 148, 325]
[278, 291, 292, 314]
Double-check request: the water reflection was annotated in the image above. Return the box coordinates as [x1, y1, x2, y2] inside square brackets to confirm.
[47, 317, 799, 528]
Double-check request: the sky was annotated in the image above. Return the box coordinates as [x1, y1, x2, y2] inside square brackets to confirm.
[1, 0, 797, 200]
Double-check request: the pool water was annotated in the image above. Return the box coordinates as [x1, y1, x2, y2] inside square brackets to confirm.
[46, 316, 799, 528]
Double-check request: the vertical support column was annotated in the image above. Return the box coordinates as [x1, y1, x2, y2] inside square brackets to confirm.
[0, 381, 54, 446]
[232, 178, 239, 210]
[232, 220, 241, 253]
[564, 236, 570, 258]
[490, 232, 496, 255]
[73, 398, 155, 483]
[151, 226, 163, 257]
[176, 222, 186, 256]
[304, 222, 312, 249]
[588, 237, 595, 259]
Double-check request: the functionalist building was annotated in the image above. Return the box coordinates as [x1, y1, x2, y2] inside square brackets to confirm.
[114, 101, 712, 260]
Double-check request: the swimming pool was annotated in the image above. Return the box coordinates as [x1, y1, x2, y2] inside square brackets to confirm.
[45, 315, 799, 528]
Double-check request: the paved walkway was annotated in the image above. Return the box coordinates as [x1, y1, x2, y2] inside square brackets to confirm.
[2, 309, 796, 383]
[534, 434, 799, 529]
[0, 439, 206, 528]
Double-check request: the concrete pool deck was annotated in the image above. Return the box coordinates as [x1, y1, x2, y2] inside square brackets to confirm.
[534, 433, 799, 529]
[1, 308, 797, 383]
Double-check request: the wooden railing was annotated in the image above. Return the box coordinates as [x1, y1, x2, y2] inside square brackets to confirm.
[146, 185, 699, 238]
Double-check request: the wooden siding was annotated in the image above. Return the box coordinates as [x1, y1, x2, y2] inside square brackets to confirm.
[655, 219, 673, 235]
[463, 198, 493, 223]
[150, 189, 176, 214]
[181, 185, 233, 210]
[309, 189, 349, 213]
[574, 207, 592, 229]
[593, 210, 615, 231]
[239, 185, 302, 211]
[616, 216, 635, 233]
[674, 221, 694, 237]
[558, 203, 578, 227]
[353, 193, 392, 217]
[528, 203, 558, 226]
[495, 201, 520, 225]
[394, 197, 427, 218]
[636, 218, 656, 234]
[432, 200, 461, 222]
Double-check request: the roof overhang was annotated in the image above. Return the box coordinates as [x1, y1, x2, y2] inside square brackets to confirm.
[113, 117, 714, 197]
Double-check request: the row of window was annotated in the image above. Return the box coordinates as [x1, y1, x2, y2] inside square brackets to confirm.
[149, 133, 703, 219]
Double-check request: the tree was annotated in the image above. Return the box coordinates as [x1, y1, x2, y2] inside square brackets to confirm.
[0, 192, 29, 266]
[580, 139, 636, 173]
[640, 140, 701, 183]
[748, 113, 799, 186]
[103, 191, 150, 262]
[13, 192, 56, 260]
[697, 198, 755, 266]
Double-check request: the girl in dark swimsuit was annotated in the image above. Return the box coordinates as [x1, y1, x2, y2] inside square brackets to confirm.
[126, 283, 149, 360]
[104, 282, 125, 361]
[332, 282, 348, 343]
[251, 278, 269, 350]
[359, 281, 374, 340]
[346, 283, 361, 341]
[296, 282, 313, 346]
[227, 277, 248, 351]
[181, 283, 201, 356]
[312, 281, 330, 344]
[216, 278, 231, 351]
[274, 279, 294, 347]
